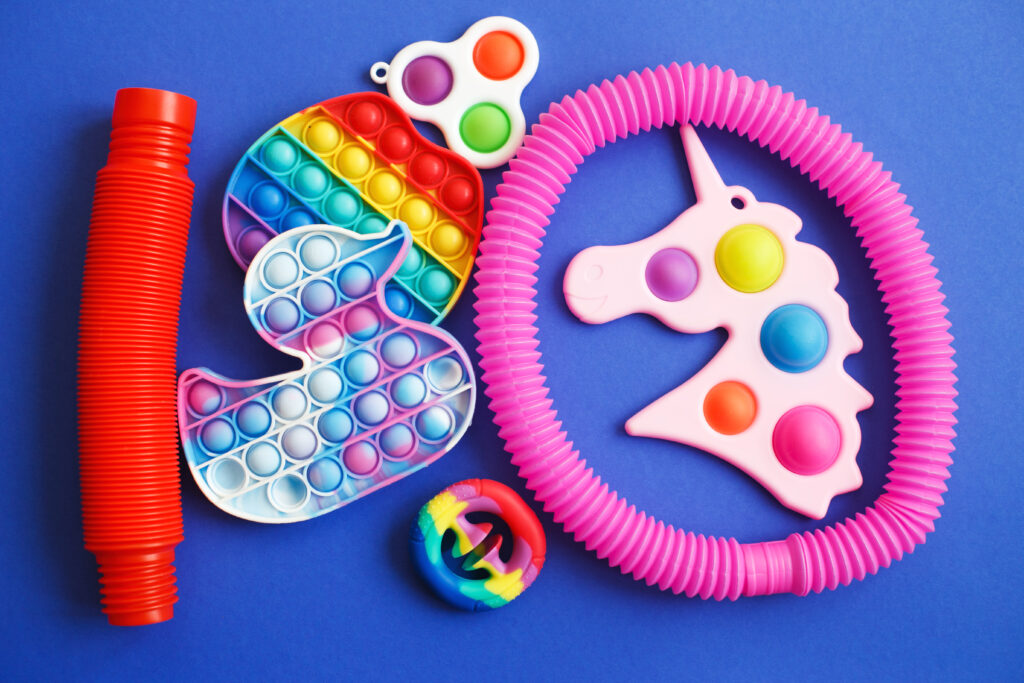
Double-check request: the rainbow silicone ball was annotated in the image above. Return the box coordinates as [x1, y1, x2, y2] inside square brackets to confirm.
[410, 478, 546, 611]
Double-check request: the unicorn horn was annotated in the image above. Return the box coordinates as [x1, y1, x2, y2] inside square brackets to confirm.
[681, 125, 726, 202]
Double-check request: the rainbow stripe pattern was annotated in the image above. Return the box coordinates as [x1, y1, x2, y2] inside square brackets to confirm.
[224, 92, 483, 324]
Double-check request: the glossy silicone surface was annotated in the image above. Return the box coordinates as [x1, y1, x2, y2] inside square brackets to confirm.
[179, 222, 475, 523]
[563, 126, 873, 519]
[371, 16, 538, 168]
[224, 92, 484, 324]
[79, 87, 196, 626]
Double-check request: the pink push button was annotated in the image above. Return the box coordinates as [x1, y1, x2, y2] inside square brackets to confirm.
[772, 405, 842, 475]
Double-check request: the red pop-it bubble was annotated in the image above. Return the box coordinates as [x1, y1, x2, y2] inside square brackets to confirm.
[409, 152, 446, 187]
[347, 100, 384, 136]
[378, 125, 414, 161]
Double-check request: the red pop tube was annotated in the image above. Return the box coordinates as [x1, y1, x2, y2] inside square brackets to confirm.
[77, 87, 196, 626]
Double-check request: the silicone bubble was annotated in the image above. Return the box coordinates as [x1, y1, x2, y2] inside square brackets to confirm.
[370, 16, 539, 169]
[223, 92, 483, 325]
[410, 479, 546, 611]
[178, 221, 475, 523]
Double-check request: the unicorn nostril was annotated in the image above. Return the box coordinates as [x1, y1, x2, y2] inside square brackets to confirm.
[585, 264, 603, 281]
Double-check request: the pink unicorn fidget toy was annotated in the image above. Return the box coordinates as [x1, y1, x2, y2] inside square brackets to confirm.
[563, 125, 873, 519]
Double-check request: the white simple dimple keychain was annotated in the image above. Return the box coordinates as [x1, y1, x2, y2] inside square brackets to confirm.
[370, 17, 539, 169]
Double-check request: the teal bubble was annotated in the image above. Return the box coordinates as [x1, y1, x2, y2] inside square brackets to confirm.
[323, 189, 362, 226]
[397, 246, 424, 278]
[417, 266, 454, 304]
[261, 137, 299, 173]
[292, 163, 329, 199]
[356, 214, 388, 234]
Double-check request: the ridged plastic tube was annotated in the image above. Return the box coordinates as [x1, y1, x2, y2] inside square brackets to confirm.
[78, 88, 196, 623]
[472, 63, 956, 598]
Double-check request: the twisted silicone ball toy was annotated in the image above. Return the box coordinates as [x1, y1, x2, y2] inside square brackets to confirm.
[472, 63, 957, 598]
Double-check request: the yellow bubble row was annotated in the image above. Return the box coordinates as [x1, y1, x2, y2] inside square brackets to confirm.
[280, 109, 475, 279]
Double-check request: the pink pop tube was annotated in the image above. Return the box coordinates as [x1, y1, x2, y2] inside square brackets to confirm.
[472, 63, 956, 598]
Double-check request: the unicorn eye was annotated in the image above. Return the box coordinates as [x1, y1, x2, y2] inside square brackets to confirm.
[645, 248, 699, 301]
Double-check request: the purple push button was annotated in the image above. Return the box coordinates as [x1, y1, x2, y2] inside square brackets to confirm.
[402, 56, 453, 106]
[645, 247, 699, 301]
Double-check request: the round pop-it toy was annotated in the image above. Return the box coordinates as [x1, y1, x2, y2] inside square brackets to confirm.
[223, 92, 484, 325]
[178, 221, 476, 523]
[370, 16, 539, 169]
[473, 63, 957, 598]
[563, 125, 873, 519]
[410, 479, 545, 611]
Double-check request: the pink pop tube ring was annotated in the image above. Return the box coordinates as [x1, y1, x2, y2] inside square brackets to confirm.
[471, 62, 957, 598]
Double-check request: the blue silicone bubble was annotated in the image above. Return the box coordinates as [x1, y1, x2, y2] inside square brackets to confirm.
[760, 303, 830, 373]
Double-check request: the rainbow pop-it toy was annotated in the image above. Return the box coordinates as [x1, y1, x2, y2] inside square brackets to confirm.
[410, 479, 545, 611]
[224, 92, 483, 324]
[563, 126, 873, 519]
[178, 222, 475, 523]
[370, 16, 539, 169]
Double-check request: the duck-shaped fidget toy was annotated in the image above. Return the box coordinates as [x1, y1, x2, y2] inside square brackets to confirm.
[563, 125, 873, 519]
[178, 222, 475, 522]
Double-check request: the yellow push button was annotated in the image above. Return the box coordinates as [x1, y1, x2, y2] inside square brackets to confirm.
[714, 224, 784, 293]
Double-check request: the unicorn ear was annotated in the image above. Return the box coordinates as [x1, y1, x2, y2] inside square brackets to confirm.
[680, 125, 726, 202]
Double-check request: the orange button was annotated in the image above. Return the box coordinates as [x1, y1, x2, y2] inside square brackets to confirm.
[703, 381, 757, 435]
[473, 31, 524, 81]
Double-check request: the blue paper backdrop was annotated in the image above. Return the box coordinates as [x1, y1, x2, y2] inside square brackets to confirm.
[1, 0, 1021, 679]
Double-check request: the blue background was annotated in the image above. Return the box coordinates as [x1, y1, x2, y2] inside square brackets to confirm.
[2, 0, 1021, 679]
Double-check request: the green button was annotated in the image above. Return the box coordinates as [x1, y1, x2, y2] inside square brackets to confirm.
[459, 103, 511, 153]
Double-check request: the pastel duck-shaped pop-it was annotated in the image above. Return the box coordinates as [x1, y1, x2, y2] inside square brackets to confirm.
[563, 126, 873, 519]
[178, 221, 475, 523]
[224, 92, 484, 325]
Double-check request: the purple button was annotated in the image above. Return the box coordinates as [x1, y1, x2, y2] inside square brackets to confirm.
[402, 56, 453, 106]
[645, 248, 699, 301]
